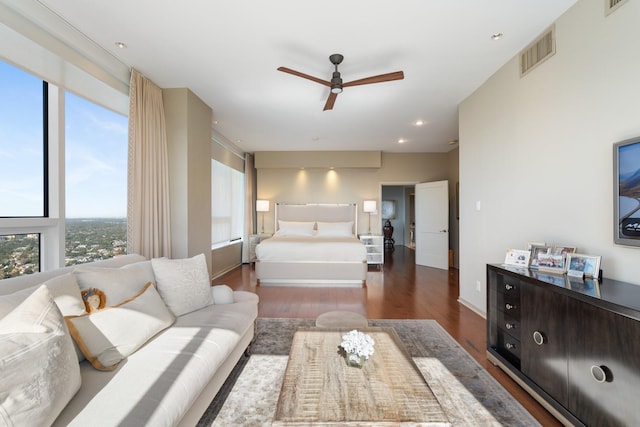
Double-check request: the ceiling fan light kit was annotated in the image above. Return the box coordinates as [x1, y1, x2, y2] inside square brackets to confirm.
[278, 53, 404, 110]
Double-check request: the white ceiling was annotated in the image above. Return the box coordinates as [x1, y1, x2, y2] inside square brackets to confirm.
[36, 0, 578, 153]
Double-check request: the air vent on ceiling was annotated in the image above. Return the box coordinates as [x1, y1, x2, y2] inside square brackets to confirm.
[606, 0, 628, 15]
[520, 25, 555, 78]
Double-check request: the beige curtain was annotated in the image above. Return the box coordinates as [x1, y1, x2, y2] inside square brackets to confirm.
[242, 153, 256, 263]
[126, 69, 172, 258]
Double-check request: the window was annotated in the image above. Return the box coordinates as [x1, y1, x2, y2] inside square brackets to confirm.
[0, 59, 128, 277]
[65, 91, 128, 265]
[0, 61, 46, 217]
[211, 159, 244, 247]
[0, 233, 40, 278]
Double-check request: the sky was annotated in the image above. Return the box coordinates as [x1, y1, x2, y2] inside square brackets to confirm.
[0, 60, 128, 218]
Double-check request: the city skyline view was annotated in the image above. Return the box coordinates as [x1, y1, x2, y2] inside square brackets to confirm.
[1, 60, 128, 218]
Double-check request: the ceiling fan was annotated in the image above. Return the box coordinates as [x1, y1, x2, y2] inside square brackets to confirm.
[277, 54, 404, 111]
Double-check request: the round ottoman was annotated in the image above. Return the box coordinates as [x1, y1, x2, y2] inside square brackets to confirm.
[315, 310, 368, 328]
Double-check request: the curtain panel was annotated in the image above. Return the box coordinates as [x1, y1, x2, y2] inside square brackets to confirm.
[127, 69, 172, 258]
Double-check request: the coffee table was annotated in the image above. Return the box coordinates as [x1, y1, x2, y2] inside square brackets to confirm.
[272, 327, 450, 426]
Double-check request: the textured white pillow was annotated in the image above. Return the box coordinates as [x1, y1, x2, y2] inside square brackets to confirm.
[276, 220, 316, 236]
[0, 273, 86, 319]
[74, 260, 155, 306]
[65, 282, 175, 371]
[211, 284, 235, 304]
[316, 221, 354, 237]
[151, 253, 214, 316]
[0, 286, 81, 426]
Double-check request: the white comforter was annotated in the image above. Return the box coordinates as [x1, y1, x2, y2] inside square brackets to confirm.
[255, 235, 367, 262]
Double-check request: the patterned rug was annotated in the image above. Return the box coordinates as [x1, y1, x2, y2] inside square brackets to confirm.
[197, 318, 541, 426]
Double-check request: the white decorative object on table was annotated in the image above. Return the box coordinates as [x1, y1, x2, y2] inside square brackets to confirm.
[340, 329, 375, 368]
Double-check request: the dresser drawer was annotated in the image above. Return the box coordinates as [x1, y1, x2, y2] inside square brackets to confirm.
[496, 276, 521, 298]
[497, 329, 521, 364]
[497, 292, 521, 318]
[498, 311, 521, 340]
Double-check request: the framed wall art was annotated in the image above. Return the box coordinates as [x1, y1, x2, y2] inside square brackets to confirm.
[613, 136, 640, 247]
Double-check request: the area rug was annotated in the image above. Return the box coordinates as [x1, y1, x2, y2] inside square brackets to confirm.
[197, 318, 541, 426]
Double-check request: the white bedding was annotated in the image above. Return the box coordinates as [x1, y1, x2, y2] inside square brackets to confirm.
[255, 235, 367, 262]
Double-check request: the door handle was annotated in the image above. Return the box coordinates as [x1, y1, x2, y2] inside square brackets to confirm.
[440, 229, 448, 233]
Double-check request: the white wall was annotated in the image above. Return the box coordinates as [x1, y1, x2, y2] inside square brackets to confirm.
[459, 0, 640, 314]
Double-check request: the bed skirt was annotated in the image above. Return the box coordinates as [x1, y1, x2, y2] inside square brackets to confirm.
[255, 260, 367, 287]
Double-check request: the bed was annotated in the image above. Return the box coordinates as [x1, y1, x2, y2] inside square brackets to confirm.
[255, 203, 368, 287]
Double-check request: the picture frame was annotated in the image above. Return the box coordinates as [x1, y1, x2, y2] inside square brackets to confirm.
[503, 249, 531, 267]
[529, 244, 552, 269]
[566, 253, 601, 278]
[527, 241, 546, 250]
[536, 253, 566, 274]
[552, 245, 577, 256]
[613, 136, 640, 247]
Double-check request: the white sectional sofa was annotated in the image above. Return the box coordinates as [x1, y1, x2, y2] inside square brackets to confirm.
[0, 254, 259, 427]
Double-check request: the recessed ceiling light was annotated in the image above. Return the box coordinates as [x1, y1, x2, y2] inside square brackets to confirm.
[491, 33, 503, 41]
[398, 139, 406, 144]
[414, 120, 424, 126]
[115, 41, 127, 49]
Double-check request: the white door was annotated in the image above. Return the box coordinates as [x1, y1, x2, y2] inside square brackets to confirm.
[415, 180, 449, 269]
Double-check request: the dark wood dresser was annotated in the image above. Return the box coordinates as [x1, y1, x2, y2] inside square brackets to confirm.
[487, 264, 640, 426]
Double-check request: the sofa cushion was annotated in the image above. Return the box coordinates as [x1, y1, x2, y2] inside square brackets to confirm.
[0, 273, 86, 319]
[65, 282, 175, 371]
[212, 284, 235, 304]
[0, 286, 81, 426]
[73, 260, 155, 307]
[151, 253, 213, 316]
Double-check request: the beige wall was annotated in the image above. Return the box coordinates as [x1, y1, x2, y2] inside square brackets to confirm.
[256, 151, 457, 237]
[163, 88, 213, 273]
[459, 0, 640, 314]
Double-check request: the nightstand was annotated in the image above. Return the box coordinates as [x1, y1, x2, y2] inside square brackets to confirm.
[358, 235, 384, 267]
[249, 233, 272, 262]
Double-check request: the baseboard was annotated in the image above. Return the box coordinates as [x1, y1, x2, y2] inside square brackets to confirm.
[457, 297, 486, 319]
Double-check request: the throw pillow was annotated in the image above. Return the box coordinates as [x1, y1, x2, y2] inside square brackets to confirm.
[316, 221, 354, 237]
[73, 260, 155, 306]
[0, 286, 81, 426]
[65, 282, 175, 371]
[0, 273, 86, 319]
[151, 253, 213, 316]
[276, 220, 316, 236]
[211, 284, 235, 305]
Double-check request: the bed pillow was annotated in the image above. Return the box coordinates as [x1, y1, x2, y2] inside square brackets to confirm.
[74, 260, 155, 307]
[316, 221, 354, 237]
[211, 284, 235, 304]
[151, 253, 213, 316]
[276, 220, 316, 237]
[0, 285, 81, 426]
[65, 282, 175, 371]
[0, 273, 86, 319]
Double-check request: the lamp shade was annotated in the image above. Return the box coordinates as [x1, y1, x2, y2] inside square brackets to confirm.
[363, 200, 377, 213]
[256, 200, 269, 212]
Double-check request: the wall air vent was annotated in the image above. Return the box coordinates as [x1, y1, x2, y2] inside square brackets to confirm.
[519, 25, 555, 78]
[606, 0, 628, 15]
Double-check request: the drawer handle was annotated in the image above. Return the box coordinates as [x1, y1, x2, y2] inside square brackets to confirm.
[590, 365, 611, 383]
[505, 303, 517, 310]
[505, 343, 516, 350]
[532, 331, 546, 346]
[505, 284, 515, 291]
[505, 323, 516, 330]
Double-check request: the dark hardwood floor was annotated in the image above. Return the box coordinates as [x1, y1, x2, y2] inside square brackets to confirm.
[215, 245, 561, 426]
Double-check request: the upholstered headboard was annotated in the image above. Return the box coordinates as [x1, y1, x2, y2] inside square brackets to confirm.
[274, 203, 358, 233]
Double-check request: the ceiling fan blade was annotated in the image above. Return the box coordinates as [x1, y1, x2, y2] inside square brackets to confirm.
[343, 71, 404, 87]
[323, 92, 338, 111]
[277, 67, 331, 87]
